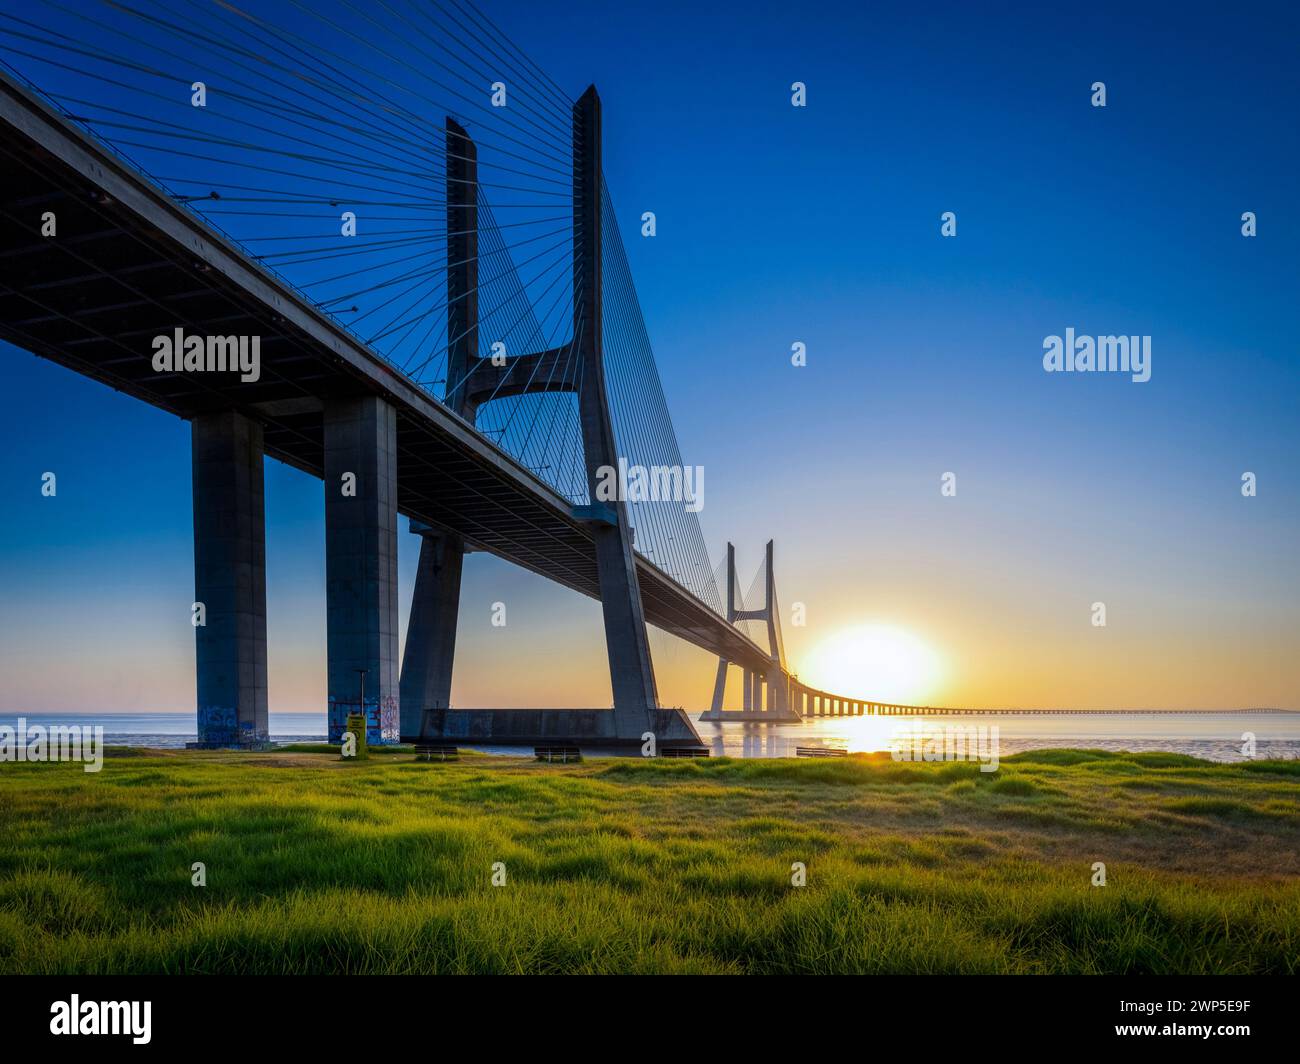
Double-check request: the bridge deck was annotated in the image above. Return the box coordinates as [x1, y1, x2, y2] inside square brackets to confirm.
[0, 71, 774, 675]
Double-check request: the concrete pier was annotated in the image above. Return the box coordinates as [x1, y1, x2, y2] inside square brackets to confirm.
[190, 410, 269, 747]
[324, 395, 400, 744]
[399, 528, 464, 738]
[710, 657, 728, 713]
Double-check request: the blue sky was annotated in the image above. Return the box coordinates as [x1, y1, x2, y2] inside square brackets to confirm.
[1, 0, 1297, 712]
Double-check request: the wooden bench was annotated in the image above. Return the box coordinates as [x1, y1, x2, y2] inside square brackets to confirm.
[413, 744, 459, 762]
[796, 746, 848, 758]
[659, 746, 709, 758]
[535, 746, 582, 763]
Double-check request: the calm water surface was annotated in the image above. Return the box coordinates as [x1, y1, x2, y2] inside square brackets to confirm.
[692, 711, 1300, 762]
[3, 710, 1298, 762]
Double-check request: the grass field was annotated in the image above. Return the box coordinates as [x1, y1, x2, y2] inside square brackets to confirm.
[1, 746, 1298, 974]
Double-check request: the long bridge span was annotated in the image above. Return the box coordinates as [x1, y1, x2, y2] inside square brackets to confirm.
[0, 0, 934, 751]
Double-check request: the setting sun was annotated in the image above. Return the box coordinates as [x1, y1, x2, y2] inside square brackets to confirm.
[800, 624, 944, 705]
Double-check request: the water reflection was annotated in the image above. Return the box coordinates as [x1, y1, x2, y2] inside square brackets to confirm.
[692, 711, 1300, 763]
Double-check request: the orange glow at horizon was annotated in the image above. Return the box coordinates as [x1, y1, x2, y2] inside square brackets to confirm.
[798, 623, 945, 706]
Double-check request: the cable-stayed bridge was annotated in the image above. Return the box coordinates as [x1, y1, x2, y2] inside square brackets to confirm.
[0, 0, 882, 751]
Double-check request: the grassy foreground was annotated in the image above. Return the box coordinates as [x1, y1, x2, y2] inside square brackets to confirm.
[1, 747, 1298, 974]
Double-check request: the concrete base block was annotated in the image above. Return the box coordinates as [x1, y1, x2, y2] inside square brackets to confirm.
[402, 706, 702, 750]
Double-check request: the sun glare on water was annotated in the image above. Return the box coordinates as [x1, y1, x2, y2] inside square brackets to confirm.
[801, 624, 944, 706]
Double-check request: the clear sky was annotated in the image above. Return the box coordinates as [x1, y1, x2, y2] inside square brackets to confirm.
[1, 0, 1297, 713]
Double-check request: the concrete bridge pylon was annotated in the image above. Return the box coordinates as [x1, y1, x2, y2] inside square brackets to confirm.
[397, 91, 699, 750]
[699, 540, 800, 723]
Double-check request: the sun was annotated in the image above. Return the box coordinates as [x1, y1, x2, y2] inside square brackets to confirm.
[801, 624, 944, 706]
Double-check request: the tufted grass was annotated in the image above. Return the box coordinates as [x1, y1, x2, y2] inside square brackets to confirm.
[1, 747, 1297, 973]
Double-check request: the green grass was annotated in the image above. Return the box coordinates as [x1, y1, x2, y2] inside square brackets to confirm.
[0, 746, 1297, 974]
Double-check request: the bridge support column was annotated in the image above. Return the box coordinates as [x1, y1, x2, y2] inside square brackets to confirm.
[710, 658, 728, 713]
[325, 396, 400, 744]
[399, 528, 464, 739]
[767, 670, 788, 715]
[190, 410, 268, 748]
[742, 669, 753, 711]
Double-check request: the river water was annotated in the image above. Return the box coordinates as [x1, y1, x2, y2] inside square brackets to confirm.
[2, 710, 1298, 762]
[691, 710, 1300, 762]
